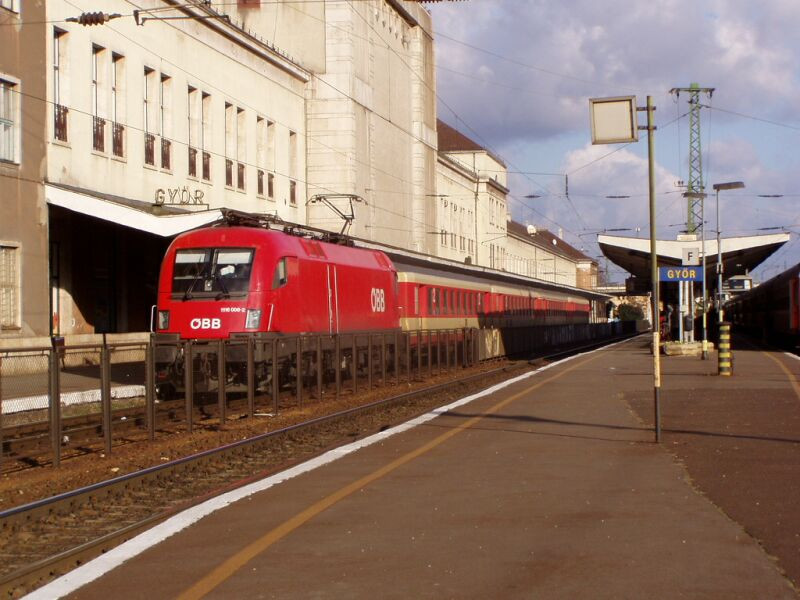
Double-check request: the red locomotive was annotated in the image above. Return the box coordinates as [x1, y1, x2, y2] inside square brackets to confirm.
[155, 226, 400, 338]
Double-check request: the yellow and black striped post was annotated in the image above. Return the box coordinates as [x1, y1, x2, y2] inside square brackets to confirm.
[718, 322, 732, 376]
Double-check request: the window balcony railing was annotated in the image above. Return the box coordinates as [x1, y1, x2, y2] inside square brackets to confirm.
[54, 104, 68, 142]
[188, 146, 197, 178]
[112, 122, 124, 157]
[161, 138, 171, 170]
[202, 151, 210, 181]
[92, 116, 105, 152]
[225, 158, 233, 187]
[144, 133, 155, 166]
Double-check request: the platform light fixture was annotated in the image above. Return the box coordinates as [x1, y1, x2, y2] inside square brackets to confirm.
[712, 181, 745, 322]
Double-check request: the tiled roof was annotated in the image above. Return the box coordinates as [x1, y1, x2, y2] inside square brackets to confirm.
[437, 120, 507, 167]
[437, 119, 484, 152]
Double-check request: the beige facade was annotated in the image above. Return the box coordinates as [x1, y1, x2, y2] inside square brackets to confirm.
[0, 2, 49, 339]
[306, 1, 437, 253]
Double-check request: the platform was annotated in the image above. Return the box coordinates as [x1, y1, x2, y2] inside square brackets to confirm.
[32, 336, 800, 599]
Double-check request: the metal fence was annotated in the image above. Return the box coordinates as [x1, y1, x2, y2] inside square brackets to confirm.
[0, 330, 479, 469]
[0, 322, 634, 469]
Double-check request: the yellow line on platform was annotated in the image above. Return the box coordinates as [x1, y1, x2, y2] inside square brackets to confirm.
[763, 352, 800, 401]
[176, 353, 602, 600]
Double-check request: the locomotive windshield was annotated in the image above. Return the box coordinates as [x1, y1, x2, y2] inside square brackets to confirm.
[172, 248, 254, 299]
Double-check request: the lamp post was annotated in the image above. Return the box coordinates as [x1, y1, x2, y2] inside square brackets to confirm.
[712, 181, 745, 323]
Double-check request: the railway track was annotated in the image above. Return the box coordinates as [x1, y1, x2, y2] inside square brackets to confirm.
[0, 337, 628, 598]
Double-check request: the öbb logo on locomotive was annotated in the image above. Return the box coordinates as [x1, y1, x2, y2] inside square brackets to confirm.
[370, 288, 386, 313]
[190, 317, 222, 330]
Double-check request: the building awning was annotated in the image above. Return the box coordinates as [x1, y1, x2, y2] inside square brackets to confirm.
[597, 232, 790, 283]
[46, 184, 223, 237]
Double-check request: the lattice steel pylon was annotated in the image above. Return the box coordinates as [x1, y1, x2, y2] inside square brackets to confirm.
[670, 83, 714, 234]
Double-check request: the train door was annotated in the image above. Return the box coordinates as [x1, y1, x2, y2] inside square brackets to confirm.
[327, 264, 340, 334]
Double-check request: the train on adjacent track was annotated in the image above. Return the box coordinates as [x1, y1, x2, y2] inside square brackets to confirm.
[726, 263, 800, 349]
[152, 213, 613, 395]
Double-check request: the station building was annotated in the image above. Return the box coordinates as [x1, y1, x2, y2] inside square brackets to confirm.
[0, 0, 595, 344]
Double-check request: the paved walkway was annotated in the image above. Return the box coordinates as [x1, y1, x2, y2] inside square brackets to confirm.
[35, 337, 797, 599]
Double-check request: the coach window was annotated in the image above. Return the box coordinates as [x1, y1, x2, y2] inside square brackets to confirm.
[476, 293, 483, 315]
[414, 286, 419, 315]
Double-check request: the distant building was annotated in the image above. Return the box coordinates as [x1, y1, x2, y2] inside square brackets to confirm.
[506, 222, 597, 289]
[435, 120, 509, 268]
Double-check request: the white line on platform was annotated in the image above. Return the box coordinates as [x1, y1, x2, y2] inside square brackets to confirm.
[2, 386, 145, 415]
[23, 338, 628, 600]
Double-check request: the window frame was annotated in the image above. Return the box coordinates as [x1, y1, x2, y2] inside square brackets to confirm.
[0, 75, 20, 164]
[0, 241, 21, 330]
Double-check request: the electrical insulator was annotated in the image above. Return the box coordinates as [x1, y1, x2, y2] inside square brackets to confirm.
[67, 11, 120, 26]
[79, 12, 107, 26]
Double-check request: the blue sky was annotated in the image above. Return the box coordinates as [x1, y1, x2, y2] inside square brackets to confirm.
[428, 0, 800, 282]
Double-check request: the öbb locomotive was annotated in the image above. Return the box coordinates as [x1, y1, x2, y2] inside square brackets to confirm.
[152, 217, 609, 395]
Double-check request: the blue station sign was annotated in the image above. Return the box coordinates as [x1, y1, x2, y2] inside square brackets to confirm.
[659, 266, 703, 282]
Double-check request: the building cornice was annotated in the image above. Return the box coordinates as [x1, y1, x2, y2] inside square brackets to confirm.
[484, 176, 510, 195]
[437, 152, 478, 181]
[164, 0, 311, 82]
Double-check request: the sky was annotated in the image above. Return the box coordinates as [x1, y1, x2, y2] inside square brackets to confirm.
[427, 0, 800, 283]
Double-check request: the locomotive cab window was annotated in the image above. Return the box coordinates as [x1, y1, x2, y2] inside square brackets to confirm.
[173, 248, 254, 298]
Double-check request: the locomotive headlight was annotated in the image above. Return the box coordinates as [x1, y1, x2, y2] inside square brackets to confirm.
[245, 308, 262, 329]
[157, 310, 170, 330]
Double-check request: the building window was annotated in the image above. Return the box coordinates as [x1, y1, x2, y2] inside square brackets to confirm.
[236, 107, 245, 190]
[289, 180, 296, 205]
[0, 244, 20, 329]
[288, 130, 297, 179]
[266, 119, 275, 170]
[440, 229, 446, 246]
[0, 0, 19, 12]
[111, 53, 125, 157]
[224, 102, 234, 186]
[267, 172, 274, 199]
[143, 67, 156, 165]
[256, 116, 265, 196]
[201, 92, 211, 180]
[91, 45, 105, 152]
[53, 29, 68, 142]
[188, 86, 199, 177]
[159, 74, 171, 170]
[0, 78, 19, 163]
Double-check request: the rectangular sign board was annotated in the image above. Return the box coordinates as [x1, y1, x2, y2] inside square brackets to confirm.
[660, 266, 703, 282]
[589, 96, 639, 144]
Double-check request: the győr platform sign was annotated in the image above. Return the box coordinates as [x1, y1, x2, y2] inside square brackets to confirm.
[659, 266, 703, 282]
